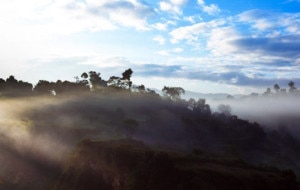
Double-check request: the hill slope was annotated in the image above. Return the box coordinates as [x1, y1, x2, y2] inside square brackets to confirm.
[55, 139, 299, 190]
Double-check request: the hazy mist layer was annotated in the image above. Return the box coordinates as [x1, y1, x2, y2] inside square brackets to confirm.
[209, 96, 300, 138]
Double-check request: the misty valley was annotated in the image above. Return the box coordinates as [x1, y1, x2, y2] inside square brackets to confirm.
[0, 71, 299, 189]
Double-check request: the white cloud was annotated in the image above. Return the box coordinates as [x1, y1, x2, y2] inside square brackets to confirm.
[157, 47, 183, 56]
[238, 10, 275, 31]
[153, 36, 166, 45]
[170, 0, 187, 6]
[109, 8, 149, 31]
[237, 10, 300, 37]
[206, 27, 241, 56]
[183, 16, 203, 23]
[159, 0, 187, 14]
[158, 50, 170, 56]
[0, 0, 154, 35]
[152, 22, 168, 31]
[0, 0, 156, 81]
[282, 17, 300, 34]
[169, 19, 226, 44]
[170, 23, 206, 43]
[253, 19, 274, 30]
[183, 16, 196, 23]
[159, 1, 180, 14]
[173, 47, 184, 53]
[197, 0, 220, 15]
[81, 55, 133, 68]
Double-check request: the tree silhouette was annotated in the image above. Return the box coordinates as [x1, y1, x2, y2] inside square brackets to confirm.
[162, 86, 185, 101]
[34, 80, 55, 95]
[6, 75, 18, 83]
[187, 98, 196, 110]
[194, 98, 211, 115]
[122, 68, 133, 80]
[107, 69, 133, 90]
[17, 80, 33, 95]
[88, 71, 106, 91]
[81, 72, 88, 79]
[0, 78, 5, 92]
[121, 68, 133, 89]
[135, 84, 146, 93]
[107, 76, 121, 89]
[274, 84, 280, 93]
[288, 81, 297, 93]
[1, 76, 33, 96]
[5, 75, 18, 92]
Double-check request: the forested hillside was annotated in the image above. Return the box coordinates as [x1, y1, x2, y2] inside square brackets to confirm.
[0, 70, 299, 189]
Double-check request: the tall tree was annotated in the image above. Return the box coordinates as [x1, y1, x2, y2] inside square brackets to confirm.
[81, 72, 88, 79]
[0, 78, 5, 92]
[273, 84, 280, 93]
[3, 76, 33, 96]
[288, 81, 297, 93]
[107, 68, 134, 90]
[34, 80, 55, 95]
[5, 75, 18, 91]
[88, 71, 106, 90]
[122, 68, 133, 80]
[135, 84, 146, 93]
[121, 68, 133, 88]
[162, 86, 185, 101]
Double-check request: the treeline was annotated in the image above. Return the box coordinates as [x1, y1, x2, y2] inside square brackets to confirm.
[0, 76, 33, 97]
[0, 69, 210, 115]
[262, 81, 299, 97]
[0, 69, 157, 97]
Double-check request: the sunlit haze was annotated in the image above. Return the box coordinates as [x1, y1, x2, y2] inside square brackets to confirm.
[1, 0, 300, 94]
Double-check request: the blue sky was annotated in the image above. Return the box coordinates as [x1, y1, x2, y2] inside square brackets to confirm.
[0, 0, 300, 94]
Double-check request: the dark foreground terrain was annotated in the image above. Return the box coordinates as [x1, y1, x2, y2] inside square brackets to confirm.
[0, 139, 299, 190]
[56, 139, 300, 190]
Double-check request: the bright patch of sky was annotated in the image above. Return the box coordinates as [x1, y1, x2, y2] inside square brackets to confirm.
[0, 0, 300, 94]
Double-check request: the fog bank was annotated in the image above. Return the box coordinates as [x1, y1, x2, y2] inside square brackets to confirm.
[209, 96, 300, 138]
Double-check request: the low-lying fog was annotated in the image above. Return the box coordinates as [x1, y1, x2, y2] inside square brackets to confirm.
[1, 95, 300, 160]
[0, 97, 72, 161]
[209, 96, 300, 138]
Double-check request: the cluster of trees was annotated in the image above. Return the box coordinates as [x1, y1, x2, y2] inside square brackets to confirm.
[0, 68, 210, 117]
[0, 76, 33, 97]
[0, 69, 158, 97]
[263, 81, 300, 96]
[0, 69, 219, 119]
[0, 69, 234, 119]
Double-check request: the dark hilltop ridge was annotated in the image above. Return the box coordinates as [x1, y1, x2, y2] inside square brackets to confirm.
[0, 69, 299, 189]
